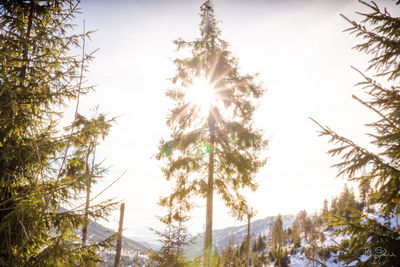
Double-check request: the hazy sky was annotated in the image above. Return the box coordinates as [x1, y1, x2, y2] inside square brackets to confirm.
[66, 0, 394, 242]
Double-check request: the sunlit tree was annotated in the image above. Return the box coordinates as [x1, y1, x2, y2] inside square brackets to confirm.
[221, 239, 235, 266]
[313, 1, 400, 265]
[321, 199, 329, 224]
[0, 1, 116, 266]
[148, 180, 193, 267]
[271, 215, 284, 267]
[157, 0, 267, 265]
[245, 208, 256, 267]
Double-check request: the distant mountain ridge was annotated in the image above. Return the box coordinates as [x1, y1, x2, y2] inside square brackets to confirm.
[87, 220, 151, 266]
[58, 208, 148, 252]
[58, 207, 151, 265]
[88, 214, 297, 263]
[87, 220, 148, 252]
[187, 214, 295, 256]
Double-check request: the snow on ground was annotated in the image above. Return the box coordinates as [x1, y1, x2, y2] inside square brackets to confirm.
[289, 253, 309, 267]
[371, 211, 400, 229]
[288, 250, 344, 267]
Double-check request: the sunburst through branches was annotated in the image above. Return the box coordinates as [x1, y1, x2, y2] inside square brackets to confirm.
[185, 77, 216, 118]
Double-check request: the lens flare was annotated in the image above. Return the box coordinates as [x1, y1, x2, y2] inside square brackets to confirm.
[186, 77, 215, 116]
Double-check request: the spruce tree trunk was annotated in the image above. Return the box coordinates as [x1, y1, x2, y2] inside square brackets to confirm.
[247, 215, 250, 267]
[21, 0, 34, 79]
[82, 152, 92, 246]
[203, 116, 215, 267]
[114, 203, 125, 267]
[82, 179, 91, 246]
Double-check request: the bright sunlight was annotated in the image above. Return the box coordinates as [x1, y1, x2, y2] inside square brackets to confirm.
[186, 77, 216, 116]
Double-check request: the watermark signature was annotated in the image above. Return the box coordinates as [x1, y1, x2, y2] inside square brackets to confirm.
[364, 247, 396, 264]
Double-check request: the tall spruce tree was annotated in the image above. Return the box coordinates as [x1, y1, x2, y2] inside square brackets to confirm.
[0, 1, 116, 266]
[157, 1, 267, 265]
[313, 1, 400, 265]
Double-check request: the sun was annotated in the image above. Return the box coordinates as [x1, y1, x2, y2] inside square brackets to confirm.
[186, 77, 216, 116]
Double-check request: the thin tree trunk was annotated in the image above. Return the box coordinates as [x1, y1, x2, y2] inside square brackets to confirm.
[21, 0, 34, 80]
[176, 204, 181, 259]
[203, 116, 215, 267]
[82, 144, 93, 246]
[114, 203, 125, 267]
[81, 181, 91, 246]
[247, 215, 251, 267]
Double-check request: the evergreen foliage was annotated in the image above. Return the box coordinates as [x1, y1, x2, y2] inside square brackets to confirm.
[312, 1, 400, 265]
[216, 188, 379, 266]
[156, 0, 267, 265]
[221, 239, 235, 266]
[290, 219, 302, 249]
[329, 184, 360, 221]
[0, 1, 117, 266]
[271, 214, 290, 267]
[252, 235, 268, 266]
[148, 187, 193, 267]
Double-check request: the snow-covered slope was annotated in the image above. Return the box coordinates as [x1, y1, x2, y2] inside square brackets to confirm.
[87, 221, 150, 266]
[186, 215, 295, 256]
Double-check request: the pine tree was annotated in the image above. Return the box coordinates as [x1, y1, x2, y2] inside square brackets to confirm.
[149, 186, 193, 267]
[330, 197, 338, 215]
[254, 235, 268, 266]
[306, 217, 319, 267]
[0, 1, 116, 266]
[334, 184, 358, 221]
[312, 1, 400, 265]
[211, 247, 221, 267]
[359, 175, 372, 212]
[291, 219, 301, 248]
[157, 1, 267, 265]
[295, 210, 311, 244]
[271, 215, 284, 267]
[221, 239, 235, 266]
[321, 199, 329, 225]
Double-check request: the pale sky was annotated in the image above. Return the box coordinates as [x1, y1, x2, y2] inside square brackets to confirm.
[65, 0, 394, 242]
